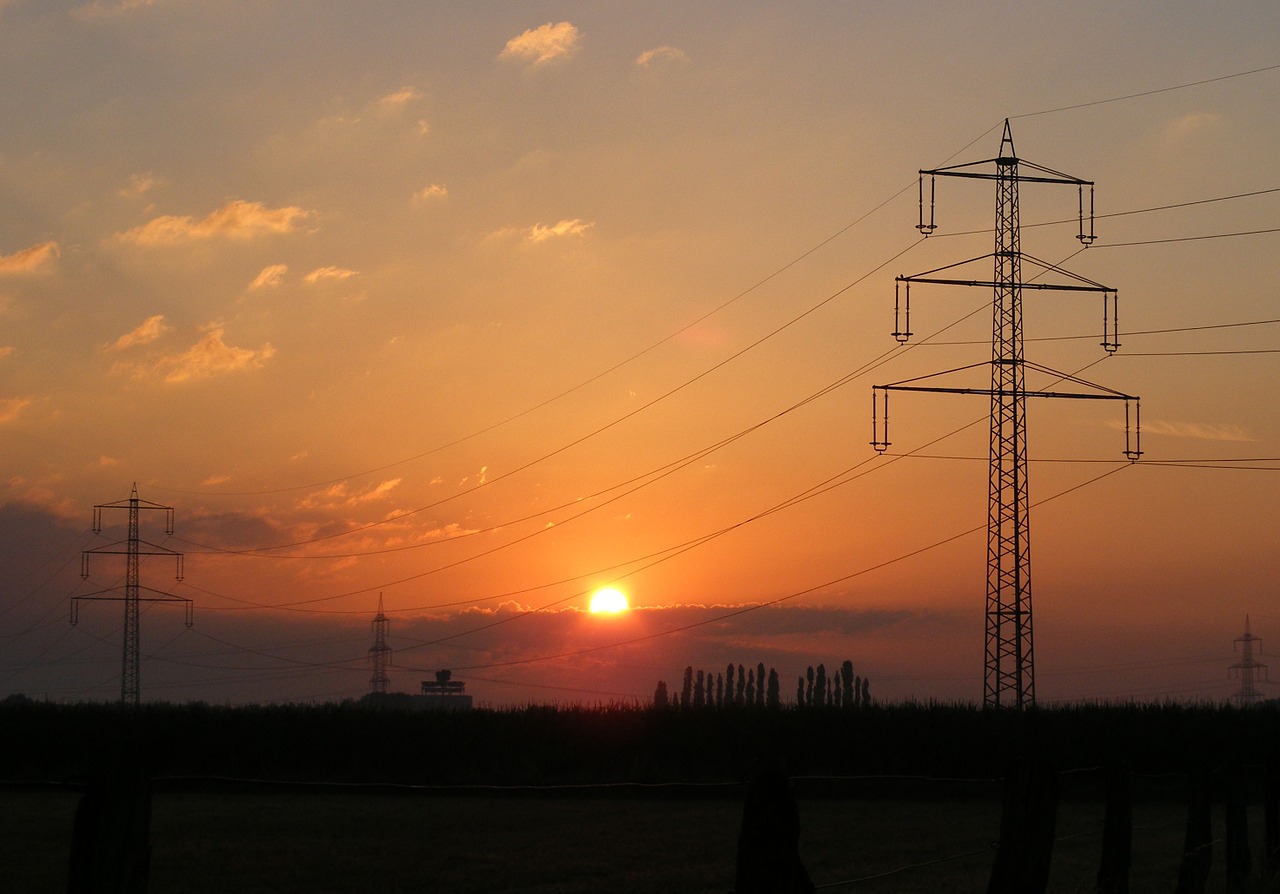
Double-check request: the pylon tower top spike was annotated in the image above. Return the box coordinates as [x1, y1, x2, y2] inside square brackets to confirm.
[998, 118, 1016, 162]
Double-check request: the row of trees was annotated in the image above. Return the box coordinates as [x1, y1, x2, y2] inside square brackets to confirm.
[653, 660, 870, 710]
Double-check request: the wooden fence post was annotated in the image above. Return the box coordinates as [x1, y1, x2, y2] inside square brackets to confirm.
[1266, 754, 1279, 883]
[67, 758, 152, 894]
[1174, 762, 1213, 894]
[1224, 762, 1251, 894]
[987, 758, 1058, 894]
[1096, 763, 1132, 894]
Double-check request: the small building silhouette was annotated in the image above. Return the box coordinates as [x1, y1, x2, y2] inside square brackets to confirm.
[417, 669, 473, 711]
[361, 669, 474, 711]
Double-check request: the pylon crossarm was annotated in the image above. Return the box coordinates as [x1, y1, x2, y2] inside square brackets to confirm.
[1020, 253, 1111, 289]
[909, 276, 1110, 292]
[884, 384, 1129, 400]
[922, 165, 1092, 186]
[876, 361, 991, 391]
[1021, 360, 1135, 398]
[901, 253, 997, 281]
[74, 587, 192, 605]
[83, 539, 182, 558]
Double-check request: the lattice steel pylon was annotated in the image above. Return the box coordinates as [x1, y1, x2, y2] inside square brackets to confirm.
[73, 483, 191, 706]
[1230, 615, 1267, 706]
[872, 120, 1142, 708]
[369, 593, 391, 695]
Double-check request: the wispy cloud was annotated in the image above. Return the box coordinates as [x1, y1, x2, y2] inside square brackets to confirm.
[299, 478, 403, 511]
[378, 87, 422, 111]
[500, 22, 581, 66]
[0, 397, 31, 425]
[490, 219, 593, 244]
[528, 219, 592, 242]
[1163, 112, 1222, 142]
[0, 241, 59, 275]
[114, 326, 275, 384]
[0, 347, 13, 361]
[118, 172, 161, 199]
[1141, 419, 1254, 442]
[249, 264, 288, 290]
[304, 266, 359, 284]
[108, 314, 170, 351]
[416, 184, 448, 202]
[74, 0, 156, 20]
[636, 46, 689, 68]
[118, 200, 311, 246]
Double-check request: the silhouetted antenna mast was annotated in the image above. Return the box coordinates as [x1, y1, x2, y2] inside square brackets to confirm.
[73, 483, 192, 706]
[1230, 615, 1267, 706]
[873, 120, 1141, 709]
[369, 593, 391, 695]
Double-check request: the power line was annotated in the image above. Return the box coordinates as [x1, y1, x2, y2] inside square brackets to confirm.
[919, 315, 1280, 348]
[425, 465, 1132, 674]
[173, 238, 926, 557]
[931, 187, 1280, 241]
[1010, 62, 1280, 119]
[1096, 226, 1280, 248]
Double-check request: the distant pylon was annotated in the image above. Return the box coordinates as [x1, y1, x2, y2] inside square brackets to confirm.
[1229, 615, 1267, 706]
[73, 483, 192, 706]
[369, 593, 391, 695]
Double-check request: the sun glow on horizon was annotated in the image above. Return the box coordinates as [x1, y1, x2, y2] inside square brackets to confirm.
[588, 587, 629, 614]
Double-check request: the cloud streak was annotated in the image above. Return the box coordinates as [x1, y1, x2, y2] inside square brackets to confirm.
[1142, 419, 1255, 442]
[304, 266, 359, 284]
[118, 200, 311, 246]
[0, 241, 59, 275]
[636, 46, 689, 68]
[249, 264, 288, 290]
[108, 314, 170, 351]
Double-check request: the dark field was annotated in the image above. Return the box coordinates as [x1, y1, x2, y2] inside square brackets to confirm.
[4, 787, 1277, 892]
[4, 701, 1279, 891]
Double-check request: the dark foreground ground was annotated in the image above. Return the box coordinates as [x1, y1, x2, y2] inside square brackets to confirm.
[4, 701, 1279, 891]
[1, 786, 1274, 893]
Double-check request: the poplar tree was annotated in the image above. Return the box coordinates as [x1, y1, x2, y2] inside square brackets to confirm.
[756, 662, 766, 708]
[681, 666, 693, 708]
[654, 680, 669, 709]
[737, 664, 747, 705]
[694, 669, 705, 708]
[716, 672, 724, 708]
[841, 660, 855, 708]
[726, 664, 735, 704]
[805, 666, 815, 707]
[814, 664, 827, 708]
[746, 669, 756, 706]
[766, 668, 780, 709]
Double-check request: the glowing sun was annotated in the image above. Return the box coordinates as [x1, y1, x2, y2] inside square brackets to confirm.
[588, 587, 629, 614]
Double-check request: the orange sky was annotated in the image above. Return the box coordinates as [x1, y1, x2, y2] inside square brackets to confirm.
[2, 3, 1279, 706]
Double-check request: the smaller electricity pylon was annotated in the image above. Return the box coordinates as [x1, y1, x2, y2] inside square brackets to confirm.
[73, 484, 191, 706]
[369, 593, 392, 695]
[1230, 615, 1267, 706]
[871, 121, 1141, 709]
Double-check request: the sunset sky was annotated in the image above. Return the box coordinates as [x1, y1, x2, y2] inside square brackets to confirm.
[3, 2, 1279, 707]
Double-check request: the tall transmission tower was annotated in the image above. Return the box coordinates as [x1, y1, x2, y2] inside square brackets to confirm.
[1230, 615, 1267, 706]
[73, 484, 192, 706]
[369, 593, 391, 695]
[872, 120, 1141, 709]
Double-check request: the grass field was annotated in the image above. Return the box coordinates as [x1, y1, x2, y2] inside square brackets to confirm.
[2, 787, 1273, 893]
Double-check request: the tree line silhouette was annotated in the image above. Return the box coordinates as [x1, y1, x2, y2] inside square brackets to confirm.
[654, 659, 869, 710]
